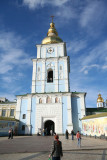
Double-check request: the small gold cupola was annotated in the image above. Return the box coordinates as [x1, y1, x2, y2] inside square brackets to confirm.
[97, 94, 104, 103]
[42, 16, 63, 44]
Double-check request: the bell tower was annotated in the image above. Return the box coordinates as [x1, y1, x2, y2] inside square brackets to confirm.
[31, 18, 70, 94]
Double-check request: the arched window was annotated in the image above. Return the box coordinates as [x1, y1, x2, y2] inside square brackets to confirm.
[39, 98, 42, 104]
[22, 114, 26, 119]
[60, 65, 63, 70]
[46, 96, 51, 103]
[55, 97, 58, 103]
[38, 67, 40, 72]
[47, 69, 53, 83]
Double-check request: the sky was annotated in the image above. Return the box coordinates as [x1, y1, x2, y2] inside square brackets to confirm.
[0, 0, 107, 108]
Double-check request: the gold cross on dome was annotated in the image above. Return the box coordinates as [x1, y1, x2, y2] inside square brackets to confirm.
[51, 15, 54, 22]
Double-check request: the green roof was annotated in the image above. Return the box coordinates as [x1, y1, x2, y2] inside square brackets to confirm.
[81, 112, 107, 120]
[86, 108, 107, 112]
[0, 117, 19, 121]
[0, 101, 16, 104]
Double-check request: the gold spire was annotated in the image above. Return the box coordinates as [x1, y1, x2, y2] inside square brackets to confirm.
[97, 94, 104, 103]
[42, 16, 63, 44]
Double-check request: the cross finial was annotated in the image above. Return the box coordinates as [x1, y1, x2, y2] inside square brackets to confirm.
[51, 15, 54, 22]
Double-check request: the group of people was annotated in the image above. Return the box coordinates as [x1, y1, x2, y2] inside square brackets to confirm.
[38, 128, 55, 136]
[65, 129, 81, 140]
[8, 128, 14, 139]
[49, 130, 81, 160]
[65, 129, 75, 140]
[65, 129, 81, 147]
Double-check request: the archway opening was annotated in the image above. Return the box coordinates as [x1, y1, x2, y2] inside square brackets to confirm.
[47, 70, 53, 83]
[44, 120, 54, 135]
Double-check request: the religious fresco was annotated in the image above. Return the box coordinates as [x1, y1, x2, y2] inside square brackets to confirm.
[82, 117, 107, 137]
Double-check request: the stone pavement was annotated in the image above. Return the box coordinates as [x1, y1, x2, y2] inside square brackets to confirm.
[0, 135, 107, 160]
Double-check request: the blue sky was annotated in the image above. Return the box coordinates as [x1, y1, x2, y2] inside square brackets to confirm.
[0, 0, 107, 108]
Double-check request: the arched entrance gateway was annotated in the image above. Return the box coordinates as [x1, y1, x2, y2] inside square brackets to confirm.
[44, 120, 55, 135]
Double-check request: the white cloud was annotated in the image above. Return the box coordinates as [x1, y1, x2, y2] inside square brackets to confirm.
[23, 0, 69, 9]
[81, 40, 107, 67]
[0, 30, 31, 74]
[67, 39, 87, 53]
[79, 1, 107, 36]
[80, 64, 99, 74]
[56, 5, 77, 20]
[80, 1, 98, 27]
[102, 65, 107, 70]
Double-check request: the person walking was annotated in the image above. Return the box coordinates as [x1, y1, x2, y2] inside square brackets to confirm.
[65, 129, 69, 139]
[8, 129, 11, 139]
[49, 135, 63, 160]
[11, 128, 14, 139]
[71, 130, 74, 140]
[76, 131, 81, 148]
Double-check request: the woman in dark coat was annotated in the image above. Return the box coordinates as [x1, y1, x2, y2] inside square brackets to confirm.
[65, 129, 69, 139]
[49, 135, 63, 160]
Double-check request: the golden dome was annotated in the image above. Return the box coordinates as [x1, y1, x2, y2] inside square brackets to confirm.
[97, 94, 104, 103]
[42, 21, 63, 44]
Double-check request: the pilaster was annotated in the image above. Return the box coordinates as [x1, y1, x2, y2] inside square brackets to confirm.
[25, 95, 32, 134]
[67, 95, 73, 132]
[41, 60, 46, 93]
[32, 60, 37, 93]
[80, 94, 86, 118]
[16, 97, 22, 120]
[54, 59, 58, 92]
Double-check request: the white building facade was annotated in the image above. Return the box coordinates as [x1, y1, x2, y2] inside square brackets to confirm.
[16, 20, 86, 135]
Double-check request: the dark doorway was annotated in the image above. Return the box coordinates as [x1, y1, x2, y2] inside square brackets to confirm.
[44, 120, 54, 135]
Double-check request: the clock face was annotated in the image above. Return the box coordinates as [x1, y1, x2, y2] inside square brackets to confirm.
[47, 47, 54, 54]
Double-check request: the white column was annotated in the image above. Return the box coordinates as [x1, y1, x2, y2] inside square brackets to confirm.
[37, 45, 41, 58]
[54, 59, 58, 92]
[16, 97, 22, 120]
[80, 94, 86, 118]
[25, 95, 32, 134]
[62, 43, 65, 56]
[41, 60, 46, 93]
[31, 59, 37, 93]
[67, 94, 73, 133]
[64, 58, 69, 92]
[55, 46, 58, 57]
[44, 47, 46, 58]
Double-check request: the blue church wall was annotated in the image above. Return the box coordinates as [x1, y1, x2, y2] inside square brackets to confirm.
[59, 80, 65, 92]
[71, 97, 82, 133]
[58, 61, 64, 73]
[36, 82, 42, 93]
[19, 99, 28, 135]
[62, 96, 68, 133]
[31, 97, 36, 134]
[45, 83, 55, 92]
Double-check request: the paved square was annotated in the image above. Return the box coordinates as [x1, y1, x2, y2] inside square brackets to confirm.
[0, 135, 107, 160]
